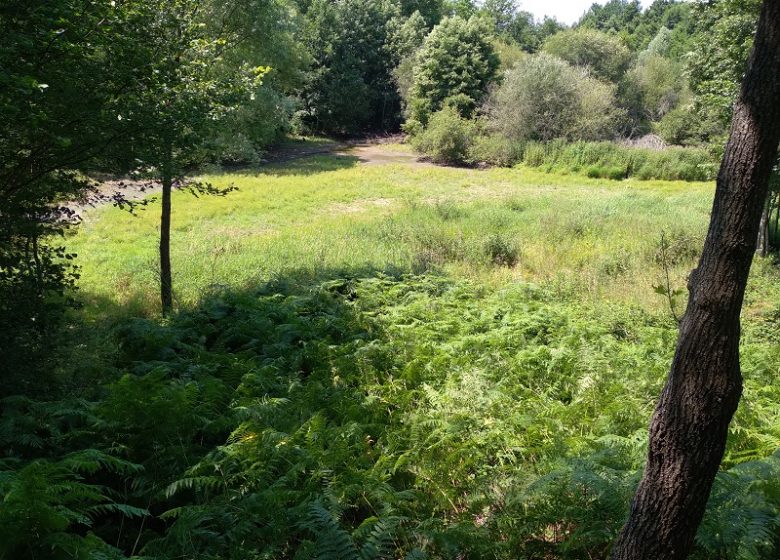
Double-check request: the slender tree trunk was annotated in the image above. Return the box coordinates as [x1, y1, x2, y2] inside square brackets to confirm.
[159, 146, 173, 315]
[611, 2, 780, 559]
[756, 199, 769, 256]
[770, 193, 779, 249]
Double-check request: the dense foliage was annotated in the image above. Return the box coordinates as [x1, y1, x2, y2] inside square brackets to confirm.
[542, 28, 631, 83]
[486, 53, 625, 143]
[403, 0, 761, 168]
[405, 15, 499, 125]
[4, 268, 780, 558]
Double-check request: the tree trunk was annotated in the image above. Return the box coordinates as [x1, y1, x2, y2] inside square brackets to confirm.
[159, 148, 173, 315]
[611, 2, 780, 559]
[756, 198, 769, 256]
[770, 193, 780, 249]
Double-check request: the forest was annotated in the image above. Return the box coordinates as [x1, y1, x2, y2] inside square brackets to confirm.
[2, 0, 780, 558]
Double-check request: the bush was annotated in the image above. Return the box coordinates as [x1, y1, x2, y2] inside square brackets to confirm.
[467, 134, 525, 166]
[628, 54, 689, 121]
[409, 106, 476, 164]
[486, 53, 625, 143]
[484, 232, 519, 266]
[654, 105, 702, 146]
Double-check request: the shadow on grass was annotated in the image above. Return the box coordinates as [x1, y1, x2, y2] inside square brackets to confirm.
[58, 264, 420, 393]
[8, 265, 433, 556]
[218, 153, 361, 179]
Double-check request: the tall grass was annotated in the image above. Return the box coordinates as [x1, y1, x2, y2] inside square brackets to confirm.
[465, 136, 718, 181]
[67, 152, 720, 315]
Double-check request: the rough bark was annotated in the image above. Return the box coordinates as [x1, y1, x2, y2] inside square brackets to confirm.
[611, 1, 780, 558]
[159, 150, 173, 315]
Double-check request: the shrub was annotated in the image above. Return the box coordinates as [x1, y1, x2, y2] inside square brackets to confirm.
[654, 105, 702, 146]
[409, 106, 476, 164]
[587, 166, 605, 178]
[607, 166, 627, 181]
[628, 53, 690, 121]
[484, 233, 519, 266]
[486, 53, 625, 143]
[492, 38, 526, 72]
[467, 134, 525, 166]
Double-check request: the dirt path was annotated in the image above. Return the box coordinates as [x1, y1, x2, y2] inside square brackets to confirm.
[338, 143, 428, 166]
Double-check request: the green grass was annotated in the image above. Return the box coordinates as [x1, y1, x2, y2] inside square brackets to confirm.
[68, 148, 742, 316]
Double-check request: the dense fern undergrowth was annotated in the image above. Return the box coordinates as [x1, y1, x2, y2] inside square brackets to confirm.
[4, 270, 780, 559]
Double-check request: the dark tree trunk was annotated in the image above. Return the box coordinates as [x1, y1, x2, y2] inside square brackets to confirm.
[611, 2, 780, 559]
[159, 148, 173, 315]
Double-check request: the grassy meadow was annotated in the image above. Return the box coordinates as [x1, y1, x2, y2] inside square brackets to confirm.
[70, 145, 737, 313]
[52, 146, 780, 558]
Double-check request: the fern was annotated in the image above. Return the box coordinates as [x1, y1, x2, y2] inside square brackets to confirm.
[0, 452, 145, 559]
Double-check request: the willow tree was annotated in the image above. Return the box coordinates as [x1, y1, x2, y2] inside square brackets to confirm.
[611, 0, 780, 558]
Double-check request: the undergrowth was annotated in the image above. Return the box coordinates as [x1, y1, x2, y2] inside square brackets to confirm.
[456, 135, 717, 181]
[4, 274, 780, 559]
[7, 151, 780, 558]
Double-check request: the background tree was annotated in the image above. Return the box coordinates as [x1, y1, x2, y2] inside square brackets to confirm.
[389, 10, 431, 112]
[297, 0, 403, 134]
[508, 14, 566, 53]
[630, 0, 694, 54]
[611, 0, 780, 557]
[687, 0, 761, 141]
[406, 15, 499, 124]
[400, 0, 446, 25]
[210, 0, 308, 162]
[578, 0, 643, 47]
[444, 0, 478, 19]
[481, 2, 566, 53]
[542, 28, 632, 83]
[481, 0, 517, 35]
[627, 33, 690, 123]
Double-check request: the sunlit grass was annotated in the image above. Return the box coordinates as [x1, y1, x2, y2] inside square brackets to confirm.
[67, 146, 780, 316]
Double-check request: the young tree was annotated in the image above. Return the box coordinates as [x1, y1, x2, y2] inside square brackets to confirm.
[611, 1, 780, 558]
[106, 0, 266, 314]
